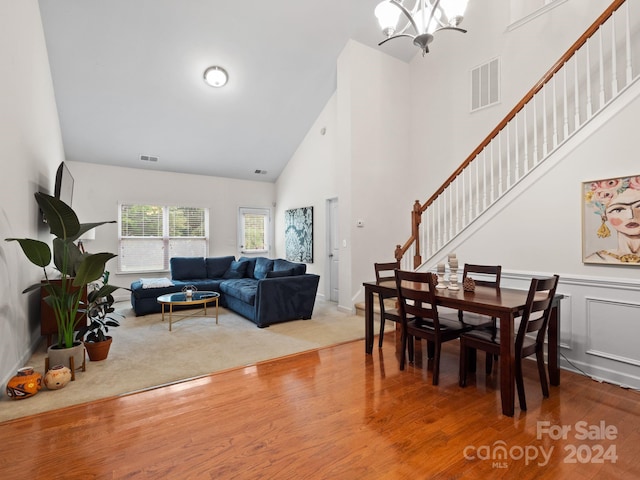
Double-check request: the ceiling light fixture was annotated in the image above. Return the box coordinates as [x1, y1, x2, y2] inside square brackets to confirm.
[374, 0, 469, 56]
[203, 66, 228, 87]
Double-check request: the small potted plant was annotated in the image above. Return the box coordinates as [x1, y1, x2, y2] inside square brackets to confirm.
[76, 272, 123, 361]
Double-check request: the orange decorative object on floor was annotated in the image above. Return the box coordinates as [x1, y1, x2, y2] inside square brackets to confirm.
[6, 367, 42, 399]
[44, 365, 72, 390]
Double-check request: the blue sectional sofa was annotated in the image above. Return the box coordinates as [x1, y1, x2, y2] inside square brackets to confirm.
[130, 256, 320, 328]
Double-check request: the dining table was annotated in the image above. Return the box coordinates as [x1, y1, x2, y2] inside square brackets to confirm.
[362, 279, 563, 417]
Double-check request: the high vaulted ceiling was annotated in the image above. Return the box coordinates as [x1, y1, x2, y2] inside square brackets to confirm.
[38, 1, 417, 182]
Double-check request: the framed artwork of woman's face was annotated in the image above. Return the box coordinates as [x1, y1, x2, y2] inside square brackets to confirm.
[582, 174, 640, 265]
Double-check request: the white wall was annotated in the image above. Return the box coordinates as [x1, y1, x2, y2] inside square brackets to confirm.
[66, 161, 276, 298]
[342, 41, 414, 309]
[0, 0, 65, 384]
[274, 94, 338, 297]
[275, 40, 414, 311]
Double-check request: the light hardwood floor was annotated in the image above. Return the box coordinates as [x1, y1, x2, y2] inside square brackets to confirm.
[1, 332, 639, 479]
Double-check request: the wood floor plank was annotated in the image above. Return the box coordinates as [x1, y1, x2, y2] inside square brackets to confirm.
[1, 333, 639, 479]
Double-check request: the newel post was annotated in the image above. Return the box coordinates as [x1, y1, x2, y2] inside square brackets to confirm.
[394, 244, 402, 263]
[412, 200, 422, 269]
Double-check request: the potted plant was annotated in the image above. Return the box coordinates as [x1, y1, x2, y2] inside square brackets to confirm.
[6, 192, 118, 371]
[76, 272, 123, 361]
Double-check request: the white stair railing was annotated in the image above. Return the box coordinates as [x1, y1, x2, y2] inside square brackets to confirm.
[396, 0, 639, 270]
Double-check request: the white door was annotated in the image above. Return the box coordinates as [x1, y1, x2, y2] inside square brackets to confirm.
[327, 198, 339, 303]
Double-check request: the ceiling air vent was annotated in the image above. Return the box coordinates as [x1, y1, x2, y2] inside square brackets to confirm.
[140, 154, 159, 162]
[254, 169, 268, 175]
[470, 57, 500, 112]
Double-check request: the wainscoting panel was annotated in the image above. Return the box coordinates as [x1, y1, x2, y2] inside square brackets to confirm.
[500, 272, 640, 390]
[586, 297, 640, 367]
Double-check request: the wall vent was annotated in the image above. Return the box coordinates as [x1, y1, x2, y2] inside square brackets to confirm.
[470, 57, 500, 112]
[140, 155, 159, 162]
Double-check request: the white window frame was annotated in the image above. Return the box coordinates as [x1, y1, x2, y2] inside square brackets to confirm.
[118, 203, 209, 274]
[238, 207, 270, 255]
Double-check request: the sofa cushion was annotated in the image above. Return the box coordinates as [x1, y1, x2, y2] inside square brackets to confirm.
[220, 279, 257, 305]
[238, 256, 257, 278]
[171, 257, 206, 280]
[172, 279, 223, 292]
[266, 268, 293, 278]
[253, 257, 274, 279]
[223, 260, 248, 279]
[273, 258, 306, 275]
[206, 256, 235, 278]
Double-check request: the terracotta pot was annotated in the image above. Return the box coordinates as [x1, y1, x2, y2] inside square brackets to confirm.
[84, 336, 113, 361]
[47, 341, 85, 373]
[44, 365, 72, 390]
[6, 367, 42, 400]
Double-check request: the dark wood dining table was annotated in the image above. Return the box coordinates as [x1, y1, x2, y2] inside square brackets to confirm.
[363, 279, 563, 417]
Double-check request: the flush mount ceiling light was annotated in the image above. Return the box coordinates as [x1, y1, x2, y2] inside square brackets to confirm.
[374, 0, 469, 56]
[203, 66, 228, 87]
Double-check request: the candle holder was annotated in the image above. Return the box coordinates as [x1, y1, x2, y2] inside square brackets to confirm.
[182, 284, 197, 299]
[436, 263, 447, 289]
[448, 265, 460, 290]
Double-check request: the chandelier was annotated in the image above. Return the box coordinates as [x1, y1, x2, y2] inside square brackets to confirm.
[374, 0, 469, 56]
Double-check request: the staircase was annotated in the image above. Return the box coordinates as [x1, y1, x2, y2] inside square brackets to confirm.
[394, 0, 639, 270]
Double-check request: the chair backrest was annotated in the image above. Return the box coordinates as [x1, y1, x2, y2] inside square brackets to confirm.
[515, 275, 560, 349]
[375, 261, 400, 284]
[462, 264, 502, 288]
[394, 269, 439, 327]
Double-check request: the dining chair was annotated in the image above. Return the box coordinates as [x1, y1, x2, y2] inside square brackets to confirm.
[395, 269, 469, 385]
[458, 275, 560, 411]
[456, 264, 502, 373]
[374, 261, 401, 348]
[457, 263, 502, 326]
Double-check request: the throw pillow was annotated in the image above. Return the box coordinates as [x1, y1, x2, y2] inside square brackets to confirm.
[254, 257, 274, 279]
[265, 268, 293, 278]
[238, 256, 256, 278]
[223, 260, 248, 279]
[273, 258, 306, 275]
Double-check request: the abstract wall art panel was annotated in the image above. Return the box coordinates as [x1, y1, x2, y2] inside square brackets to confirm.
[285, 206, 313, 263]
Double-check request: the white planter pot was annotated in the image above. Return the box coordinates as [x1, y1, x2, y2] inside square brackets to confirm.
[47, 342, 85, 374]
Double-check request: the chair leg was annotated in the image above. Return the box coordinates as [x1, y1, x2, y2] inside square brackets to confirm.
[378, 316, 386, 348]
[485, 352, 493, 375]
[467, 347, 477, 372]
[432, 342, 441, 385]
[426, 340, 435, 359]
[408, 335, 415, 363]
[400, 331, 407, 371]
[536, 349, 550, 398]
[515, 358, 527, 411]
[459, 341, 467, 387]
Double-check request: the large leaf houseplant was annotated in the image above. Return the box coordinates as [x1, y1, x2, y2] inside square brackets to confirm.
[6, 192, 117, 351]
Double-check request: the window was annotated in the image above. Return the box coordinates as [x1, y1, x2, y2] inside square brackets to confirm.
[118, 204, 208, 273]
[239, 207, 270, 254]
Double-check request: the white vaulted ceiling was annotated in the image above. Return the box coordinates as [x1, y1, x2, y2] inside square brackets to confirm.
[38, 0, 416, 182]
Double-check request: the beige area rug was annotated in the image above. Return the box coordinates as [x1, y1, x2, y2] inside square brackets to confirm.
[1, 300, 384, 423]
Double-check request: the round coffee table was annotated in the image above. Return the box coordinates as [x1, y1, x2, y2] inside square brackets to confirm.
[156, 291, 220, 331]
